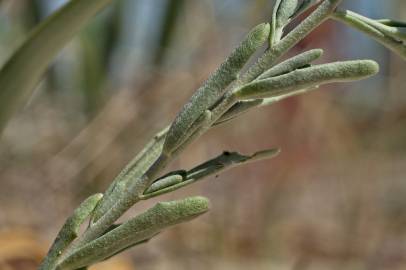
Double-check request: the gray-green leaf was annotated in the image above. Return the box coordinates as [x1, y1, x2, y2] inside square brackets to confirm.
[258, 48, 323, 80]
[39, 194, 103, 270]
[57, 197, 209, 270]
[234, 60, 379, 100]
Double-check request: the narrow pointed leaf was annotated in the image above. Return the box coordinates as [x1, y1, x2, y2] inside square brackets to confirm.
[332, 10, 406, 60]
[337, 10, 406, 42]
[141, 149, 280, 200]
[187, 149, 280, 179]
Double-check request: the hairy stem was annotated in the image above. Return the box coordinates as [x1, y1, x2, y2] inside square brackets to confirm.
[58, 2, 344, 262]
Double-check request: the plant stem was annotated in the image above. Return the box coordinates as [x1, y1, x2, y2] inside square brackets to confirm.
[57, 2, 345, 264]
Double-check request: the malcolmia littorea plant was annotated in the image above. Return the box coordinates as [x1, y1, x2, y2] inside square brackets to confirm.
[0, 0, 405, 269]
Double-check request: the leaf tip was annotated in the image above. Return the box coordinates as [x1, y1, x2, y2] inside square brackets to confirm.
[182, 196, 210, 215]
[250, 22, 271, 45]
[251, 148, 281, 161]
[356, 59, 380, 78]
[313, 48, 324, 58]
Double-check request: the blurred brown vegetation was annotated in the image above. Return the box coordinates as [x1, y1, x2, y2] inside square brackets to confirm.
[0, 0, 406, 269]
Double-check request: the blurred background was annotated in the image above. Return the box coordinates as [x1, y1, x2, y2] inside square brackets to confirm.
[0, 0, 406, 269]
